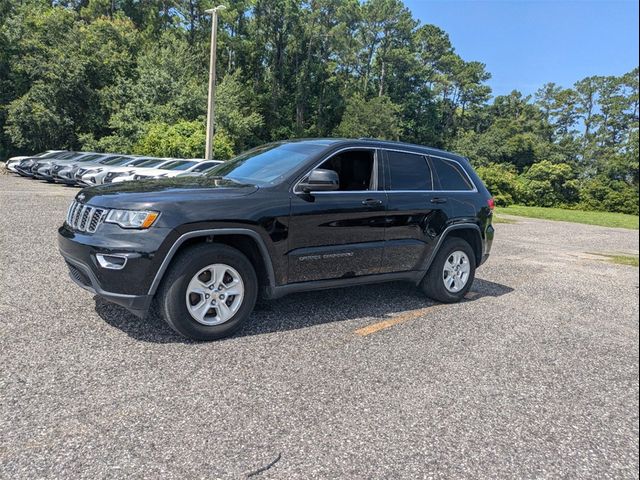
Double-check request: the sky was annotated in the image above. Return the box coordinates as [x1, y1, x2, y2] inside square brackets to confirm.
[403, 0, 639, 97]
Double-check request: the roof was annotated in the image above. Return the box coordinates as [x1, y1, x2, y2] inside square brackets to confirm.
[280, 137, 467, 162]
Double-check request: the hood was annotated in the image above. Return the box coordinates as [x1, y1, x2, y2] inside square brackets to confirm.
[106, 166, 138, 174]
[77, 176, 259, 210]
[132, 168, 169, 177]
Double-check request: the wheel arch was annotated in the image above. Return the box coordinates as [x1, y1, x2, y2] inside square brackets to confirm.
[446, 227, 483, 267]
[420, 223, 483, 276]
[148, 228, 276, 296]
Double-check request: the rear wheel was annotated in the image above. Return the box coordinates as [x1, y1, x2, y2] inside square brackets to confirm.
[421, 237, 476, 303]
[157, 244, 258, 340]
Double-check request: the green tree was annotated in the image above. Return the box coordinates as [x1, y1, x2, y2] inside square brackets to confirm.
[334, 94, 401, 139]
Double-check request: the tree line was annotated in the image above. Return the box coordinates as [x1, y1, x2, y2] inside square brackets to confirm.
[0, 0, 638, 214]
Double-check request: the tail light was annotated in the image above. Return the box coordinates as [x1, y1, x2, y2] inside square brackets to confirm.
[487, 198, 495, 210]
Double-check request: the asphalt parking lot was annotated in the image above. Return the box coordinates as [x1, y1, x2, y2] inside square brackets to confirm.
[1, 174, 638, 479]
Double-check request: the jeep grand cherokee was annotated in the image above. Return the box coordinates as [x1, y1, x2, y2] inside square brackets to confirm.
[58, 139, 495, 340]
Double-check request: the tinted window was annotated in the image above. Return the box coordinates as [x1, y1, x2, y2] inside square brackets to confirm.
[431, 157, 474, 191]
[316, 149, 375, 191]
[387, 151, 432, 190]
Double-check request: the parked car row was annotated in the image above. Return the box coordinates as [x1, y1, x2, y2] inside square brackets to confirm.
[5, 150, 223, 186]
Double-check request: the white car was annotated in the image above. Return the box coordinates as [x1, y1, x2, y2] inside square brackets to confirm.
[4, 150, 67, 173]
[108, 159, 176, 183]
[53, 153, 122, 185]
[176, 160, 224, 177]
[130, 159, 201, 180]
[77, 156, 156, 186]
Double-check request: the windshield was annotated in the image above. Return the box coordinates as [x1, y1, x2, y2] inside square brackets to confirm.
[57, 152, 81, 160]
[205, 142, 326, 185]
[136, 159, 165, 168]
[162, 160, 197, 171]
[123, 158, 148, 167]
[100, 156, 127, 165]
[191, 161, 219, 173]
[40, 151, 66, 159]
[78, 154, 102, 162]
[96, 155, 119, 164]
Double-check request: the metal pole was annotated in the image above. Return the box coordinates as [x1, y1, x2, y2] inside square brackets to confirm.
[205, 6, 225, 160]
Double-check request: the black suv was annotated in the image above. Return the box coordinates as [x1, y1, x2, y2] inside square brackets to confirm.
[58, 139, 495, 340]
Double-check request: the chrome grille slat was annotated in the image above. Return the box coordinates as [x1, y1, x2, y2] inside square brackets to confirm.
[65, 201, 108, 234]
[78, 206, 92, 231]
[88, 208, 105, 233]
[72, 203, 83, 226]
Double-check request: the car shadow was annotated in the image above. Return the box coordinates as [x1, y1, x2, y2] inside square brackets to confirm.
[93, 278, 514, 344]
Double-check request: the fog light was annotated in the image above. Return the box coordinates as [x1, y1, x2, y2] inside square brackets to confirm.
[96, 254, 128, 270]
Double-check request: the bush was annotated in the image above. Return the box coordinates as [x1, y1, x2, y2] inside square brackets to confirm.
[334, 94, 402, 140]
[519, 160, 579, 207]
[132, 120, 235, 159]
[475, 163, 521, 206]
[579, 177, 639, 215]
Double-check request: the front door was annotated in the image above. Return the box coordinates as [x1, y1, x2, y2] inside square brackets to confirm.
[287, 148, 388, 283]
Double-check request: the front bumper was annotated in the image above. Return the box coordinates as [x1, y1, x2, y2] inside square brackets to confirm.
[35, 168, 55, 181]
[62, 255, 152, 317]
[15, 166, 35, 177]
[56, 171, 78, 185]
[57, 223, 172, 317]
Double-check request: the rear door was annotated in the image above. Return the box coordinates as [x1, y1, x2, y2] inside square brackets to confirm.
[429, 155, 478, 219]
[380, 149, 450, 273]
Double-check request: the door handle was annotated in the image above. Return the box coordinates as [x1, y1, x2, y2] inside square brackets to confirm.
[362, 198, 384, 207]
[430, 197, 448, 204]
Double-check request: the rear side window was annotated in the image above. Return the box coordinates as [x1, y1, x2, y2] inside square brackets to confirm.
[387, 151, 432, 190]
[431, 157, 474, 191]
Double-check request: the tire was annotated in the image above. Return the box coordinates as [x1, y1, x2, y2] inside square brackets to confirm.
[420, 237, 476, 303]
[156, 243, 258, 341]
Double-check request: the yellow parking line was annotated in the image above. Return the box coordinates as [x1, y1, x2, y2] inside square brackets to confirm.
[354, 292, 479, 337]
[354, 307, 433, 336]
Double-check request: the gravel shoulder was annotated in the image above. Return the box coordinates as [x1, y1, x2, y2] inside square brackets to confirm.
[1, 175, 638, 479]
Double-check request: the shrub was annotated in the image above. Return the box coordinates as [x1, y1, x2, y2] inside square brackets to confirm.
[132, 120, 235, 159]
[579, 177, 639, 215]
[519, 160, 579, 207]
[475, 163, 521, 206]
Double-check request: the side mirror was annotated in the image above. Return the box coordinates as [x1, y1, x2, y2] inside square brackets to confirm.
[300, 168, 339, 193]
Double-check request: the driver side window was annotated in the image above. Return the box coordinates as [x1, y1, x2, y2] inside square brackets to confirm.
[316, 149, 376, 191]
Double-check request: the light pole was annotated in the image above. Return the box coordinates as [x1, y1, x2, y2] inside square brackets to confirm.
[204, 5, 226, 160]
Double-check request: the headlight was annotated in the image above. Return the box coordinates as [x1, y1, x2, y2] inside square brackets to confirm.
[105, 209, 159, 229]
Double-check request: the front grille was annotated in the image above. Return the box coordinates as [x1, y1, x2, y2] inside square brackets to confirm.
[66, 201, 108, 233]
[66, 262, 92, 287]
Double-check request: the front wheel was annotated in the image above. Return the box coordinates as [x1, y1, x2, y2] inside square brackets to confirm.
[157, 244, 258, 341]
[420, 237, 476, 303]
